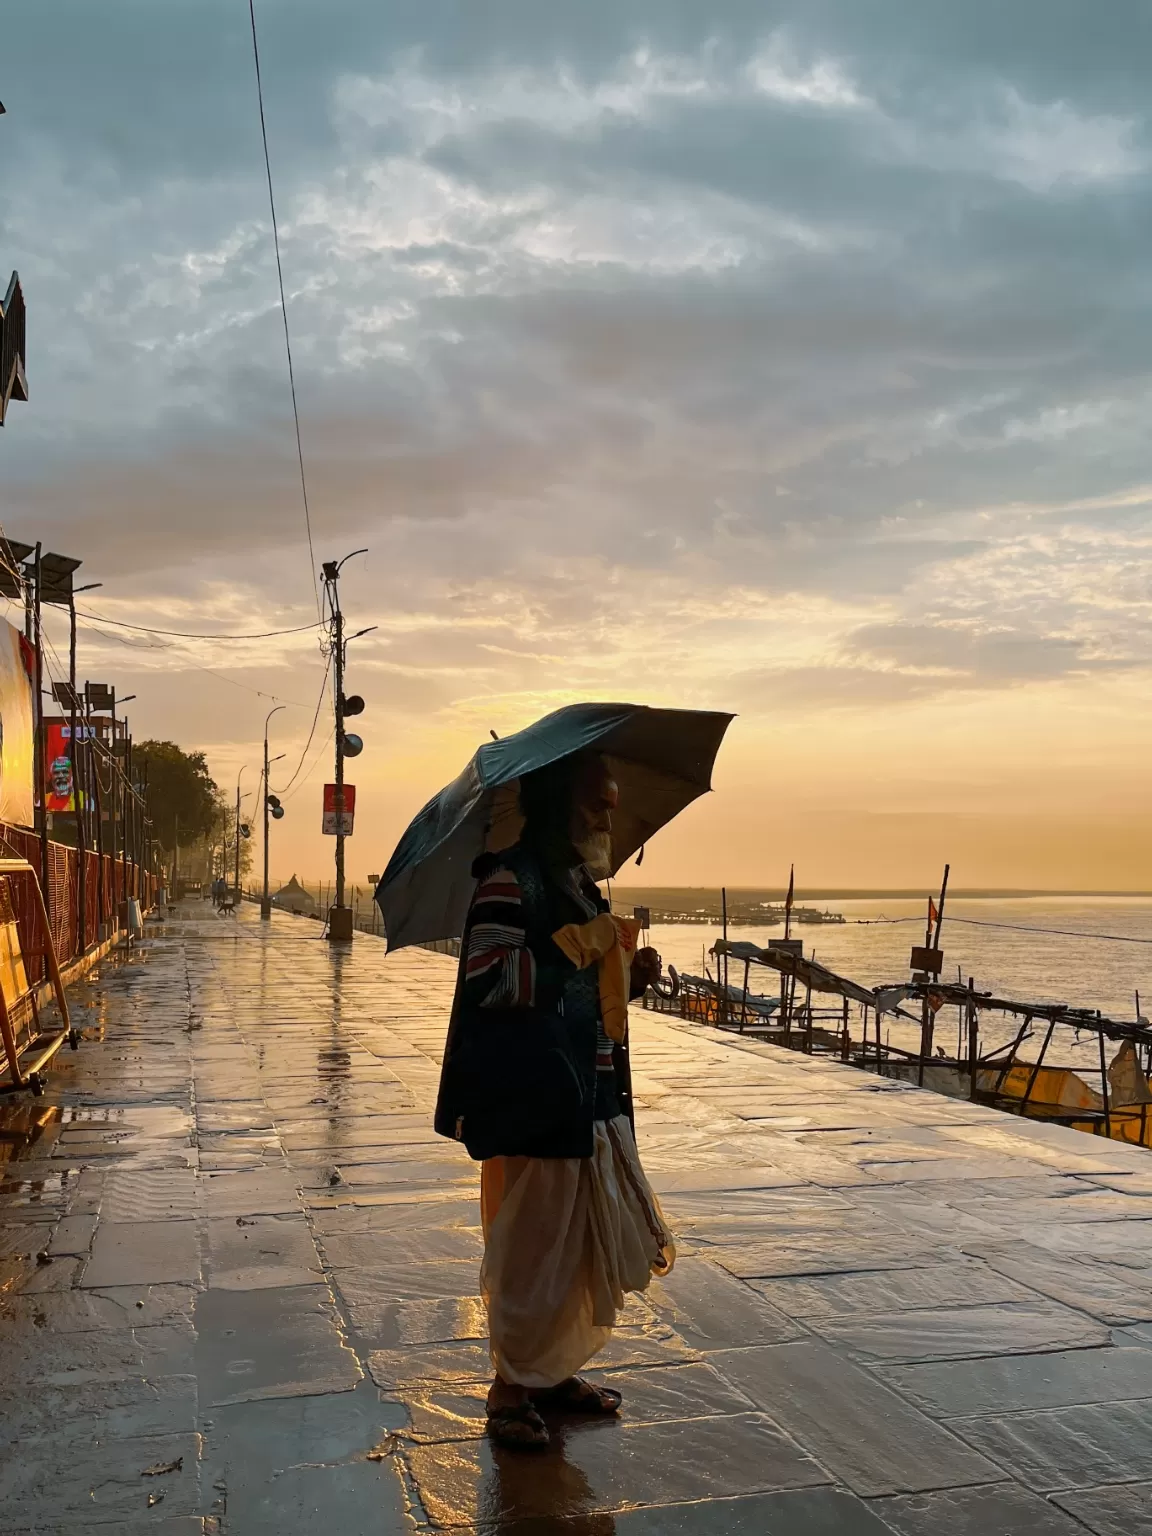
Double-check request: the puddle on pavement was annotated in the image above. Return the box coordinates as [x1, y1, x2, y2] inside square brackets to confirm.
[0, 1106, 62, 1174]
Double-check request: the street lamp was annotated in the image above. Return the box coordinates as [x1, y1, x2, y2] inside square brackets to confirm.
[260, 704, 285, 920]
[320, 550, 369, 943]
[233, 766, 248, 902]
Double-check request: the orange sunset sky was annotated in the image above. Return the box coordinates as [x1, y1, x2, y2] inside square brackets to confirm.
[5, 5, 1151, 891]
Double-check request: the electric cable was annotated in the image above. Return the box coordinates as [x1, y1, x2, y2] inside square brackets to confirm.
[276, 652, 332, 796]
[74, 610, 321, 641]
[854, 913, 1152, 944]
[246, 0, 321, 621]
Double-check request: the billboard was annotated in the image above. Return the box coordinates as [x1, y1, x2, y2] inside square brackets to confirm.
[0, 621, 33, 828]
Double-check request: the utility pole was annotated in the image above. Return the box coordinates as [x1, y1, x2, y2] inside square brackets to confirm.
[32, 544, 49, 925]
[261, 705, 284, 919]
[110, 687, 120, 913]
[85, 684, 106, 938]
[321, 552, 370, 943]
[67, 594, 86, 950]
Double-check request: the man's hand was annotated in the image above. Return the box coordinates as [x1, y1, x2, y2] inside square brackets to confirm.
[630, 946, 662, 997]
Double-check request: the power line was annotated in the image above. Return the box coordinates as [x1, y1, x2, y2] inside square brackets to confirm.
[64, 615, 311, 707]
[947, 915, 1152, 946]
[75, 609, 321, 641]
[280, 725, 333, 802]
[854, 913, 1152, 945]
[276, 653, 332, 796]
[247, 0, 321, 622]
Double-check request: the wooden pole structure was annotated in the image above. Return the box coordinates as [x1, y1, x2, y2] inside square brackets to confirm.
[917, 863, 951, 1087]
[720, 886, 729, 1028]
[1021, 1021, 1056, 1112]
[917, 896, 933, 1087]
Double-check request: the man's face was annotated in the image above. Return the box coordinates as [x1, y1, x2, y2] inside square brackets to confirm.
[570, 760, 618, 879]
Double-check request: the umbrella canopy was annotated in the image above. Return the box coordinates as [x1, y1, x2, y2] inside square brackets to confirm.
[376, 702, 733, 951]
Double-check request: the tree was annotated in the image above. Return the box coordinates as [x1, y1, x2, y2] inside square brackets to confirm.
[134, 741, 219, 852]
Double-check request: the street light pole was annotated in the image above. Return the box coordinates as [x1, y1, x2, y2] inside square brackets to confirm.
[233, 765, 246, 903]
[333, 592, 346, 913]
[261, 705, 284, 920]
[321, 550, 367, 943]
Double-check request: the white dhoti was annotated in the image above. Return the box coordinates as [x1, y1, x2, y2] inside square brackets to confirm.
[480, 1115, 674, 1389]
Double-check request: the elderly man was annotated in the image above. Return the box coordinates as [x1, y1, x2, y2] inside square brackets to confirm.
[435, 752, 673, 1449]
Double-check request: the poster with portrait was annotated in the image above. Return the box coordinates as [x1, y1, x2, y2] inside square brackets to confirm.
[0, 621, 34, 828]
[44, 721, 77, 812]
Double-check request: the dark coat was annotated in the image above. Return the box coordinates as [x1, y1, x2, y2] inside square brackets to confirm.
[434, 844, 633, 1160]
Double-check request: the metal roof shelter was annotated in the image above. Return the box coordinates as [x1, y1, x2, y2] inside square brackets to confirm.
[0, 272, 27, 426]
[714, 938, 878, 1008]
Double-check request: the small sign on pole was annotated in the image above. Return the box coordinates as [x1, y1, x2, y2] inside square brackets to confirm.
[633, 905, 650, 931]
[910, 945, 944, 975]
[322, 783, 356, 836]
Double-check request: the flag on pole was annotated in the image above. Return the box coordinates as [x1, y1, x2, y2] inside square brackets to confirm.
[928, 897, 939, 928]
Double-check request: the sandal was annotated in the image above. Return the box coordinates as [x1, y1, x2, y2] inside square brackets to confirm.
[486, 1401, 551, 1449]
[532, 1377, 622, 1416]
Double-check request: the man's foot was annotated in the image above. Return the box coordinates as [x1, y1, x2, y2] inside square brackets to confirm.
[486, 1377, 550, 1449]
[531, 1377, 622, 1415]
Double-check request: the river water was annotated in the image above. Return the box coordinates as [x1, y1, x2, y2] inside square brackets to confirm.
[642, 896, 1152, 1077]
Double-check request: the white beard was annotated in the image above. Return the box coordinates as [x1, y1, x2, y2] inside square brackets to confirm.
[576, 829, 614, 881]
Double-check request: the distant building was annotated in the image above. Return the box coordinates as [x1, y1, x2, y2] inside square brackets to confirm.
[271, 874, 316, 916]
[0, 272, 27, 425]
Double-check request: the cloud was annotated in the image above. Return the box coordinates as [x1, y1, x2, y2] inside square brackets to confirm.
[4, 0, 1152, 885]
[844, 621, 1133, 685]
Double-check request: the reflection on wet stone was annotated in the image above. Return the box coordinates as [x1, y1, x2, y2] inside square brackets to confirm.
[4, 903, 1152, 1529]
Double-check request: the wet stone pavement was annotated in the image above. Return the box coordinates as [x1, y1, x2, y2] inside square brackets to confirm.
[0, 906, 1151, 1533]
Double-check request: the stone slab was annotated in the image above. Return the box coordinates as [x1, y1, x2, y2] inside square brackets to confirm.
[319, 1227, 483, 1268]
[951, 1399, 1152, 1492]
[751, 1262, 1030, 1319]
[195, 1283, 362, 1406]
[647, 1255, 804, 1350]
[882, 1345, 1152, 1417]
[716, 1236, 948, 1279]
[406, 1412, 830, 1527]
[471, 1488, 899, 1535]
[201, 1167, 302, 1217]
[46, 1213, 98, 1255]
[80, 1219, 201, 1288]
[808, 1299, 1109, 1364]
[204, 1213, 322, 1290]
[961, 1239, 1152, 1325]
[715, 1341, 1005, 1496]
[874, 1482, 1089, 1535]
[1054, 1481, 1152, 1535]
[0, 1430, 201, 1524]
[204, 1386, 410, 1535]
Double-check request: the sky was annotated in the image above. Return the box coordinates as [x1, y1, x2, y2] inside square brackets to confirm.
[3, 1, 1151, 890]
